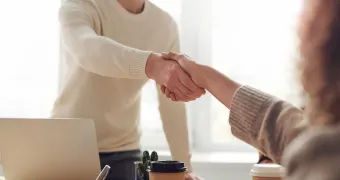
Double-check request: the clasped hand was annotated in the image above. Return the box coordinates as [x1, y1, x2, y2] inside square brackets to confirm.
[146, 52, 205, 102]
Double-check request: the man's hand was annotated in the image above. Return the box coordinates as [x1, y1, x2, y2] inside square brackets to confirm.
[184, 153, 204, 180]
[160, 52, 206, 101]
[185, 173, 204, 180]
[145, 53, 205, 101]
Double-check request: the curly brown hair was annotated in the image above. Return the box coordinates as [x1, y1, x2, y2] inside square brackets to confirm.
[300, 0, 340, 125]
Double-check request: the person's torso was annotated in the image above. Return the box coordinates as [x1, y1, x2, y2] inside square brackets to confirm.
[53, 0, 176, 152]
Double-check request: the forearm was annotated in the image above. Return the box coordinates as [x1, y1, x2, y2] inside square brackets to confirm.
[199, 65, 241, 108]
[59, 1, 151, 79]
[196, 64, 306, 163]
[62, 27, 151, 79]
[229, 86, 306, 163]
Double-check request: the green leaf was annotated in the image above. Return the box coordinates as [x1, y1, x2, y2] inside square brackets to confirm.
[138, 163, 146, 173]
[150, 151, 158, 161]
[142, 155, 148, 165]
[142, 151, 150, 164]
[143, 160, 151, 170]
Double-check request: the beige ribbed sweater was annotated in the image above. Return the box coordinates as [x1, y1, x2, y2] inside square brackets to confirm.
[230, 86, 340, 180]
[52, 0, 191, 169]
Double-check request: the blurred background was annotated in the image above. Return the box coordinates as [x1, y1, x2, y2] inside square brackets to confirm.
[0, 0, 303, 179]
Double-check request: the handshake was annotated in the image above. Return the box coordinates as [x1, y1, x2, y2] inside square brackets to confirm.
[146, 52, 206, 102]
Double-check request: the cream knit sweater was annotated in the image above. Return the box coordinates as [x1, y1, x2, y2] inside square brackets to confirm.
[52, 0, 191, 169]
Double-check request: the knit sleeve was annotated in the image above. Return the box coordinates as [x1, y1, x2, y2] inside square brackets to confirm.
[229, 86, 307, 164]
[59, 0, 152, 79]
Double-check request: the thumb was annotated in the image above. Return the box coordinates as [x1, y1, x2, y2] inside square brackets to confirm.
[161, 53, 172, 60]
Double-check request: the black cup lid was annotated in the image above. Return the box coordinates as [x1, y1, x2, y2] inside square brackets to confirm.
[149, 161, 187, 173]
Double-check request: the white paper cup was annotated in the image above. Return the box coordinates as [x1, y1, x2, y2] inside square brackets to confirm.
[251, 164, 284, 180]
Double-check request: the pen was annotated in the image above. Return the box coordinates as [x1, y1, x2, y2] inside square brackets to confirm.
[95, 165, 111, 180]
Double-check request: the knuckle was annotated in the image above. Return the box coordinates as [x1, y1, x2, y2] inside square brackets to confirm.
[173, 63, 181, 69]
[168, 76, 177, 85]
[165, 74, 172, 83]
[169, 63, 180, 73]
[164, 81, 171, 88]
[183, 78, 192, 86]
[184, 90, 192, 96]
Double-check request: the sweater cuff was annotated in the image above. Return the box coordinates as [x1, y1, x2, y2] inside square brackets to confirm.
[127, 50, 152, 79]
[229, 86, 272, 143]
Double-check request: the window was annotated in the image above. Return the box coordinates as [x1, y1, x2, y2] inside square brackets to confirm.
[0, 0, 60, 118]
[210, 0, 303, 150]
[0, 0, 304, 154]
[141, 0, 303, 152]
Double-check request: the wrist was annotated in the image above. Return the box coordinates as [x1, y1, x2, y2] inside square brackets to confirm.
[186, 63, 207, 88]
[199, 65, 241, 107]
[145, 52, 159, 79]
[199, 65, 212, 88]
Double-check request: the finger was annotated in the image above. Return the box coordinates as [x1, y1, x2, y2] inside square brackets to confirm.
[168, 52, 183, 62]
[173, 88, 188, 101]
[168, 53, 193, 62]
[184, 173, 197, 180]
[165, 88, 171, 98]
[177, 82, 195, 99]
[184, 175, 191, 180]
[170, 93, 177, 101]
[161, 85, 166, 94]
[161, 53, 172, 60]
[177, 70, 205, 97]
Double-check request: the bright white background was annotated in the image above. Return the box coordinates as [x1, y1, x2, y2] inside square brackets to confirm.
[143, 0, 303, 151]
[0, 0, 302, 179]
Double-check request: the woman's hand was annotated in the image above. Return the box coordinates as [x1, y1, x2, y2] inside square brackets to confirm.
[161, 52, 241, 107]
[161, 52, 206, 101]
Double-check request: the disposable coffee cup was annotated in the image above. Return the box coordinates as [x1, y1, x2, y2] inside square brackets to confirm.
[148, 161, 187, 180]
[251, 164, 284, 180]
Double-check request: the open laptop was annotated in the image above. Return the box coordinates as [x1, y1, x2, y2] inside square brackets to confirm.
[0, 118, 101, 180]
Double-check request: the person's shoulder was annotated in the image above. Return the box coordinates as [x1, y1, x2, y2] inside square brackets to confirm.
[59, 0, 99, 20]
[147, 2, 178, 29]
[283, 125, 340, 180]
[61, 0, 97, 11]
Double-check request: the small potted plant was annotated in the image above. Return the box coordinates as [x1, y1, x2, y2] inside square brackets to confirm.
[136, 150, 158, 180]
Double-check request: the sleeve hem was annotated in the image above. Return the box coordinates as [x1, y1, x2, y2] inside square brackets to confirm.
[229, 86, 272, 142]
[128, 51, 152, 79]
